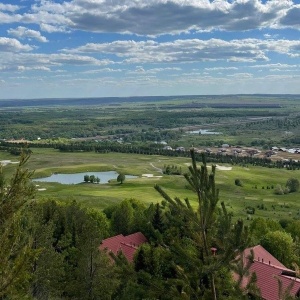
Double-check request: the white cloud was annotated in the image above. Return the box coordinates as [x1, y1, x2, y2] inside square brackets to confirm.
[0, 52, 112, 73]
[0, 3, 20, 12]
[205, 67, 239, 71]
[8, 26, 48, 42]
[66, 38, 300, 64]
[0, 0, 297, 35]
[0, 37, 33, 52]
[279, 5, 300, 28]
[17, 65, 51, 71]
[0, 11, 22, 24]
[250, 63, 298, 69]
[40, 23, 68, 33]
[83, 68, 123, 74]
[227, 73, 253, 78]
[128, 66, 182, 74]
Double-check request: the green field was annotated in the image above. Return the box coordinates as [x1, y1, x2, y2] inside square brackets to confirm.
[1, 148, 299, 223]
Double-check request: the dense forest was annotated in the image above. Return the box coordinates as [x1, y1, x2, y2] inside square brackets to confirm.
[1, 150, 300, 299]
[1, 95, 300, 149]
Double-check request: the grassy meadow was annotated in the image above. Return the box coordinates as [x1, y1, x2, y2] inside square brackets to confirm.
[1, 148, 299, 223]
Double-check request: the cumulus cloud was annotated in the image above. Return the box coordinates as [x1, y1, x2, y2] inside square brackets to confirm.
[279, 5, 300, 28]
[65, 38, 300, 64]
[0, 52, 112, 73]
[0, 3, 20, 12]
[8, 26, 48, 42]
[205, 67, 239, 71]
[0, 0, 295, 35]
[250, 63, 299, 69]
[40, 23, 68, 33]
[0, 11, 22, 24]
[128, 66, 182, 74]
[64, 0, 295, 35]
[227, 73, 253, 78]
[0, 37, 33, 52]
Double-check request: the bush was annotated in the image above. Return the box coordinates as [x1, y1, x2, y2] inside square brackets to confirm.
[274, 184, 284, 195]
[235, 178, 243, 187]
[286, 178, 300, 193]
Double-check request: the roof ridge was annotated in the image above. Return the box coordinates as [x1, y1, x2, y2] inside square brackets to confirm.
[120, 242, 138, 249]
[102, 234, 124, 241]
[253, 259, 294, 272]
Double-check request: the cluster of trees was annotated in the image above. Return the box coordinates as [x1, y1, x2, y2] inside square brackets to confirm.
[274, 178, 300, 195]
[83, 174, 100, 183]
[163, 164, 182, 175]
[1, 150, 300, 299]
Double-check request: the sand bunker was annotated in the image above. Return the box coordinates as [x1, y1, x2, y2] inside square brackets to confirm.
[142, 174, 162, 178]
[216, 165, 232, 171]
[37, 188, 47, 191]
[0, 160, 19, 166]
[185, 163, 232, 171]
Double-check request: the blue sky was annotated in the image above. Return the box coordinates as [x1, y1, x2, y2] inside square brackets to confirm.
[0, 0, 300, 99]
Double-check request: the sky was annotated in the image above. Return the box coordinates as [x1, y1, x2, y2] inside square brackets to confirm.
[0, 0, 300, 99]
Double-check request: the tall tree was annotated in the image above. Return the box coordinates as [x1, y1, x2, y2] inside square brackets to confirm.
[117, 173, 126, 184]
[154, 149, 250, 299]
[111, 199, 134, 235]
[261, 230, 295, 267]
[0, 152, 36, 298]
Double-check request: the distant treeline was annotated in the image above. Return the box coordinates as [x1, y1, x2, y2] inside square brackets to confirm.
[1, 141, 299, 170]
[163, 103, 282, 109]
[0, 94, 298, 108]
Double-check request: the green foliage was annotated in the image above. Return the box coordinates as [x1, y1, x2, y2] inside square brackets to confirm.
[250, 217, 282, 244]
[117, 173, 126, 184]
[111, 200, 134, 235]
[286, 177, 300, 193]
[274, 184, 284, 195]
[83, 174, 100, 183]
[235, 178, 243, 187]
[26, 200, 116, 299]
[83, 174, 90, 182]
[110, 198, 149, 235]
[0, 152, 36, 298]
[261, 231, 294, 267]
[154, 149, 250, 299]
[163, 164, 182, 175]
[151, 203, 164, 233]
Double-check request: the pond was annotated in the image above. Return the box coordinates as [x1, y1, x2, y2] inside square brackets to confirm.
[188, 129, 222, 135]
[33, 171, 138, 185]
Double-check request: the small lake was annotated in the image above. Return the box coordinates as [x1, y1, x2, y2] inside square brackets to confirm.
[189, 129, 221, 135]
[33, 171, 138, 185]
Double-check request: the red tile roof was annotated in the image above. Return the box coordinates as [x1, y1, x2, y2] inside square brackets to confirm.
[236, 245, 300, 300]
[99, 232, 147, 263]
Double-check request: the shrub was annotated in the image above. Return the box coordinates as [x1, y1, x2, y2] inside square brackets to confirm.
[235, 178, 243, 187]
[274, 184, 284, 195]
[286, 178, 300, 193]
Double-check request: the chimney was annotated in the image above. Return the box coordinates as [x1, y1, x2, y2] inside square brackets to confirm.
[211, 247, 217, 256]
[269, 261, 271, 265]
[262, 258, 264, 263]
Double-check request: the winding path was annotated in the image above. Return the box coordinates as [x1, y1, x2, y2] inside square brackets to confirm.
[150, 162, 163, 174]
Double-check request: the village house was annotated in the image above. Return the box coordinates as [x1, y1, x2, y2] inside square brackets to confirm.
[235, 245, 300, 299]
[99, 232, 148, 263]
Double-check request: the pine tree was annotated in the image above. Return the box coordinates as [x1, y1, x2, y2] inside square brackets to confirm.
[152, 203, 164, 232]
[0, 152, 36, 298]
[154, 148, 250, 299]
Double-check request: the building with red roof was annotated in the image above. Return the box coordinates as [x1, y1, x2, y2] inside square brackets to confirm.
[235, 245, 300, 300]
[99, 232, 148, 263]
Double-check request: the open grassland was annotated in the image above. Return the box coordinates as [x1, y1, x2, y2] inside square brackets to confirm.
[1, 148, 300, 222]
